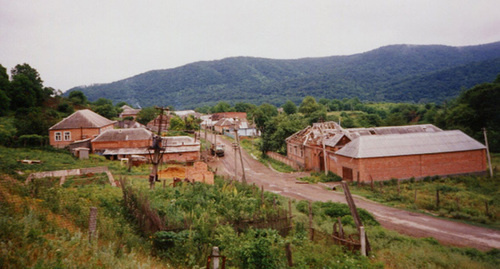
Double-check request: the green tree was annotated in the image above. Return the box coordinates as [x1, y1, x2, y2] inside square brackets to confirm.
[169, 116, 185, 131]
[8, 63, 47, 110]
[298, 96, 321, 116]
[137, 107, 158, 125]
[0, 64, 10, 115]
[282, 100, 297, 115]
[234, 102, 256, 113]
[93, 104, 118, 119]
[68, 90, 88, 105]
[212, 101, 232, 113]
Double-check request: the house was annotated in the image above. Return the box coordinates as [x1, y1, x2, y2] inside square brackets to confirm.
[147, 114, 172, 133]
[174, 110, 201, 119]
[285, 122, 487, 182]
[49, 109, 116, 148]
[119, 105, 141, 119]
[91, 128, 152, 156]
[91, 127, 200, 163]
[211, 112, 247, 121]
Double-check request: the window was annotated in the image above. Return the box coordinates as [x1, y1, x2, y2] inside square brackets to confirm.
[55, 132, 62, 141]
[64, 131, 71, 141]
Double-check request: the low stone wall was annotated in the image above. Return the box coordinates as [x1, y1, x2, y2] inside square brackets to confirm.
[25, 166, 116, 186]
[266, 151, 301, 170]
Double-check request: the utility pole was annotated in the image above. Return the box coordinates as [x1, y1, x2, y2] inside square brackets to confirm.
[234, 127, 246, 184]
[483, 128, 493, 177]
[149, 107, 169, 189]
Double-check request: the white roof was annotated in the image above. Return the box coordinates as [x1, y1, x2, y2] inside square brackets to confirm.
[336, 130, 485, 158]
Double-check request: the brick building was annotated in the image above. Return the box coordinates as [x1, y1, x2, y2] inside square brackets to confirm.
[92, 128, 200, 163]
[286, 122, 487, 182]
[49, 109, 116, 148]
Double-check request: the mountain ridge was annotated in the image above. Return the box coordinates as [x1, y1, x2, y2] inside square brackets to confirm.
[67, 41, 500, 109]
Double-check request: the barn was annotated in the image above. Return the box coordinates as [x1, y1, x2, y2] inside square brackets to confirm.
[286, 122, 487, 182]
[331, 130, 487, 182]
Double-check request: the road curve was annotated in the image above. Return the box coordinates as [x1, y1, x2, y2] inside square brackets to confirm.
[206, 133, 500, 251]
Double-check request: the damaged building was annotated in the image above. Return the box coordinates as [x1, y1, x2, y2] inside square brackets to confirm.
[286, 122, 487, 182]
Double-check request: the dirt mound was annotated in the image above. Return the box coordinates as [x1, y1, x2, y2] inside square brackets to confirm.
[159, 166, 186, 179]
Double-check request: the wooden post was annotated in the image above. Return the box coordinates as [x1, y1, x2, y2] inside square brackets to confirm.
[162, 179, 166, 189]
[288, 199, 293, 230]
[370, 176, 374, 191]
[285, 242, 293, 267]
[235, 132, 247, 184]
[436, 189, 440, 208]
[261, 185, 264, 204]
[233, 142, 238, 180]
[414, 189, 417, 204]
[308, 201, 314, 241]
[211, 246, 220, 269]
[485, 200, 490, 216]
[360, 226, 366, 256]
[483, 128, 494, 177]
[397, 179, 400, 196]
[88, 207, 98, 242]
[341, 181, 370, 253]
[337, 217, 344, 238]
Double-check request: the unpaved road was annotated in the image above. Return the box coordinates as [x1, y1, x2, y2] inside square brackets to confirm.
[206, 133, 500, 251]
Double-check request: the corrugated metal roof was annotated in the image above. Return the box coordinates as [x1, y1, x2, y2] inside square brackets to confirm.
[49, 109, 116, 130]
[336, 130, 485, 158]
[92, 128, 152, 142]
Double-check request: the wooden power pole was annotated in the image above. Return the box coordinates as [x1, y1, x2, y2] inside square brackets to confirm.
[149, 107, 169, 189]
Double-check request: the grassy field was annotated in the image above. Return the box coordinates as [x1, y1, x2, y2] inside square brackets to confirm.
[1, 146, 499, 268]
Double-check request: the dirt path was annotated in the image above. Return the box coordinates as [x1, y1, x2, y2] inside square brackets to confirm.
[206, 133, 500, 251]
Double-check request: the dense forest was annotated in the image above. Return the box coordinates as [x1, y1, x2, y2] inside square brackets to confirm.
[1, 62, 499, 152]
[66, 42, 500, 109]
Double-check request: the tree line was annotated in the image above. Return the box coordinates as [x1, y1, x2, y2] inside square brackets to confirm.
[1, 63, 498, 152]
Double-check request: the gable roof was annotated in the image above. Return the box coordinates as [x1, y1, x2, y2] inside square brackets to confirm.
[92, 128, 152, 142]
[336, 130, 486, 158]
[49, 109, 116, 130]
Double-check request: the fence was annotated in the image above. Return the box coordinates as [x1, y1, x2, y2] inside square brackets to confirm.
[266, 151, 301, 170]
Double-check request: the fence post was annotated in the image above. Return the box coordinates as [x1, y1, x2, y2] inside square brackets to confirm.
[308, 201, 313, 240]
[211, 247, 220, 269]
[436, 189, 440, 208]
[88, 207, 98, 243]
[285, 242, 293, 267]
[360, 226, 366, 256]
[288, 199, 293, 231]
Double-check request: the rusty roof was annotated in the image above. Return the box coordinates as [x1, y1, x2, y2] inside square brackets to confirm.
[49, 109, 116, 130]
[336, 130, 486, 158]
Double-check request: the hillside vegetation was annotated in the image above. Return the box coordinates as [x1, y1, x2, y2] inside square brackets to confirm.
[66, 42, 500, 109]
[1, 146, 499, 268]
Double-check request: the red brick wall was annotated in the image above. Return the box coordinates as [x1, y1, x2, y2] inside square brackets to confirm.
[162, 151, 200, 163]
[92, 139, 150, 152]
[328, 150, 486, 182]
[49, 125, 114, 148]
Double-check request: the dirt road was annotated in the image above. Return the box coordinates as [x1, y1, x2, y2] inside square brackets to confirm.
[206, 133, 500, 251]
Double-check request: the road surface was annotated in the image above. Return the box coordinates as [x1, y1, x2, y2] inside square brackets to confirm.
[206, 133, 500, 251]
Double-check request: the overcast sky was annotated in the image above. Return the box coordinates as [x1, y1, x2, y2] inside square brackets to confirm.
[1, 0, 499, 91]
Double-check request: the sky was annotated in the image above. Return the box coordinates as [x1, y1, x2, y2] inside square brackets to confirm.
[1, 0, 499, 92]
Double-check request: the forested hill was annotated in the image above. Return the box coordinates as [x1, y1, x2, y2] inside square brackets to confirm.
[66, 41, 500, 109]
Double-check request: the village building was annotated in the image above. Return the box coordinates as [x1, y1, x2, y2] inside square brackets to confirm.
[211, 112, 247, 121]
[91, 128, 152, 156]
[214, 117, 259, 137]
[174, 110, 201, 119]
[119, 105, 141, 119]
[91, 127, 200, 163]
[49, 109, 116, 148]
[285, 122, 487, 182]
[147, 114, 172, 133]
